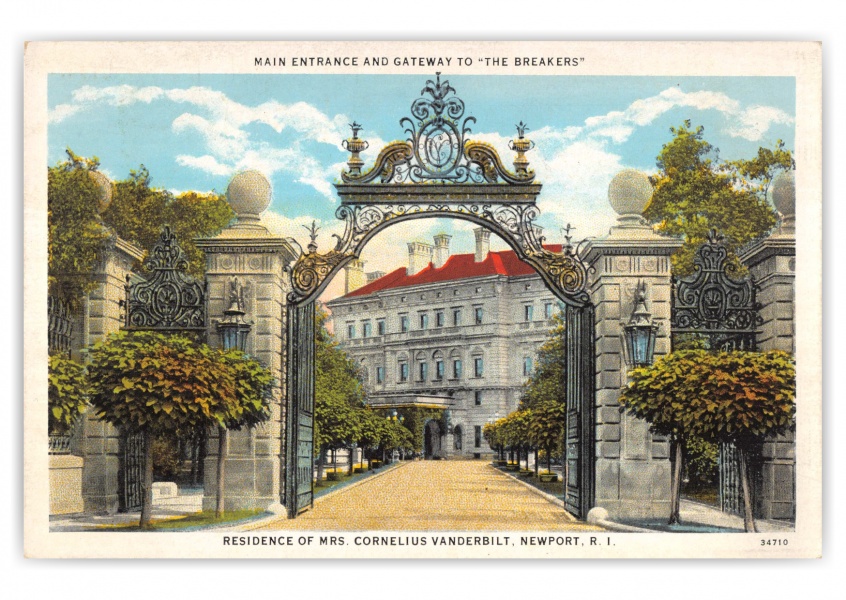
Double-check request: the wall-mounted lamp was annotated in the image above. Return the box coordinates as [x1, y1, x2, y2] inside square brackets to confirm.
[623, 280, 658, 367]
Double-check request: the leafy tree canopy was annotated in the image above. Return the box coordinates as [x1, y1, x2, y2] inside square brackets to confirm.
[87, 330, 270, 434]
[644, 121, 791, 275]
[48, 150, 235, 303]
[48, 354, 91, 435]
[620, 349, 796, 444]
[47, 150, 113, 301]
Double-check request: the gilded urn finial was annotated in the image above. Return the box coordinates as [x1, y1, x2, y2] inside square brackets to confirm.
[342, 122, 369, 176]
[509, 122, 535, 176]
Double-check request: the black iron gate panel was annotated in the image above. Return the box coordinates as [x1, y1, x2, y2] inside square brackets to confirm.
[564, 303, 595, 519]
[671, 230, 762, 515]
[118, 429, 145, 512]
[285, 302, 315, 518]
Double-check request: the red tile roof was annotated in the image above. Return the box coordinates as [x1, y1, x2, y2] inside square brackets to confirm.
[339, 245, 563, 299]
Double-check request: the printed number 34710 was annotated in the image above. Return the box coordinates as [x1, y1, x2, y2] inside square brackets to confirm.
[761, 539, 788, 546]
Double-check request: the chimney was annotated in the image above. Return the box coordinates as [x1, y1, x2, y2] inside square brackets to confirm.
[366, 270, 386, 283]
[474, 228, 491, 263]
[344, 259, 366, 294]
[407, 241, 434, 275]
[433, 233, 452, 268]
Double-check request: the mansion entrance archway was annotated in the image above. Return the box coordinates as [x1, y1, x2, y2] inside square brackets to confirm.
[284, 73, 595, 519]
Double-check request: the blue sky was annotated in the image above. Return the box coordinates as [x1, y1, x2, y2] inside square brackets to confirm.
[48, 74, 795, 300]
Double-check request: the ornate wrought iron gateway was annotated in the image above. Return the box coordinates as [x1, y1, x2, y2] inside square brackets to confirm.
[287, 73, 591, 308]
[284, 73, 596, 519]
[119, 226, 207, 511]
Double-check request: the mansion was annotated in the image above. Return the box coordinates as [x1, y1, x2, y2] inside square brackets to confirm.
[326, 228, 561, 459]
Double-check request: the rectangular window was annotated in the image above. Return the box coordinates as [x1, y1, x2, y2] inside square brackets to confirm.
[419, 362, 428, 381]
[435, 360, 444, 380]
[453, 359, 462, 379]
[419, 313, 429, 329]
[399, 362, 408, 382]
[524, 305, 534, 321]
[452, 308, 461, 326]
[436, 310, 444, 327]
[474, 357, 484, 378]
[400, 315, 409, 333]
[544, 302, 554, 320]
[377, 319, 386, 336]
[362, 321, 372, 338]
[347, 323, 355, 339]
[474, 390, 482, 406]
[474, 426, 482, 448]
[474, 306, 483, 324]
[376, 366, 385, 384]
[523, 356, 533, 377]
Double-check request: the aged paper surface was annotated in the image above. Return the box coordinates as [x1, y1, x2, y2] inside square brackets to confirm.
[23, 40, 822, 559]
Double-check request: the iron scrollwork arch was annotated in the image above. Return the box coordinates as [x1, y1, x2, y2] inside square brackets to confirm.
[287, 202, 591, 306]
[287, 73, 590, 307]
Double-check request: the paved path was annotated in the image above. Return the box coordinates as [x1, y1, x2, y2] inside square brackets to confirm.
[246, 461, 602, 531]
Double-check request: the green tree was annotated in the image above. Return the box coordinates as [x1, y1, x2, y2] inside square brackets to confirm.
[103, 168, 234, 278]
[314, 305, 367, 479]
[47, 149, 113, 303]
[87, 331, 271, 527]
[47, 354, 91, 435]
[519, 312, 567, 474]
[620, 349, 795, 531]
[644, 121, 790, 276]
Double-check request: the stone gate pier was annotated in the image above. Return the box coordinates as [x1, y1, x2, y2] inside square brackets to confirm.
[581, 170, 681, 520]
[196, 171, 298, 512]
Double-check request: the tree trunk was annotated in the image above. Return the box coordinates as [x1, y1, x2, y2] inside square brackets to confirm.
[216, 426, 227, 519]
[534, 448, 539, 477]
[140, 430, 154, 528]
[317, 447, 326, 482]
[668, 437, 684, 525]
[189, 430, 199, 486]
[547, 447, 551, 473]
[348, 446, 355, 476]
[333, 449, 337, 474]
[738, 446, 758, 533]
[197, 427, 207, 484]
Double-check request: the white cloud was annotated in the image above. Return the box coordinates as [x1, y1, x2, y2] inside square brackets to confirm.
[48, 103, 83, 124]
[175, 154, 233, 177]
[726, 105, 794, 141]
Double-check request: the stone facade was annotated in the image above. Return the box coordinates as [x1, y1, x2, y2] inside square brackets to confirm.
[327, 229, 561, 459]
[582, 229, 681, 519]
[196, 171, 299, 512]
[70, 238, 145, 514]
[739, 225, 796, 520]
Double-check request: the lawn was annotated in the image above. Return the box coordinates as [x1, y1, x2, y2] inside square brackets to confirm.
[99, 509, 264, 531]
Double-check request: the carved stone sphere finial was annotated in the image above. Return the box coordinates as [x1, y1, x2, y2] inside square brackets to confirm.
[226, 170, 272, 222]
[89, 170, 113, 213]
[608, 169, 653, 218]
[770, 170, 795, 218]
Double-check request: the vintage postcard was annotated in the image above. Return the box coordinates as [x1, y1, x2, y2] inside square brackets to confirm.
[23, 41, 822, 558]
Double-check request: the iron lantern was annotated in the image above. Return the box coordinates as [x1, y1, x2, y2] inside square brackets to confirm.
[217, 279, 252, 352]
[623, 281, 658, 367]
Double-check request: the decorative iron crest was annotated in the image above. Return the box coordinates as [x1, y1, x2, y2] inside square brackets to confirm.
[671, 230, 760, 350]
[287, 202, 590, 305]
[341, 73, 535, 185]
[124, 226, 206, 331]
